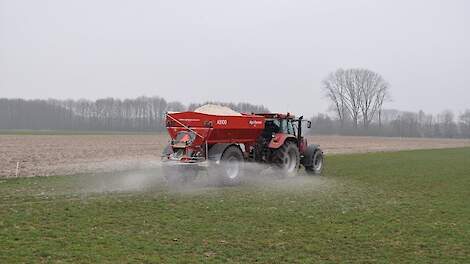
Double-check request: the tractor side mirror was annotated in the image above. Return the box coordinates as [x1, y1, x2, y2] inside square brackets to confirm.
[307, 121, 312, 128]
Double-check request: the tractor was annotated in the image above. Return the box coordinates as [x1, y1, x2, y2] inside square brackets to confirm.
[161, 111, 324, 186]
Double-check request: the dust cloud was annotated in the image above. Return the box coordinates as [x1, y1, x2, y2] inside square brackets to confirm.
[76, 160, 329, 196]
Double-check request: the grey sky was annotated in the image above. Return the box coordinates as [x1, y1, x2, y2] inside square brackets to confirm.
[1, 0, 468, 116]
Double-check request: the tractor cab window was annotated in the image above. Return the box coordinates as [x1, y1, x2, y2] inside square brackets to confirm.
[264, 119, 296, 136]
[291, 122, 297, 136]
[279, 119, 295, 135]
[272, 119, 281, 132]
[263, 119, 281, 138]
[287, 120, 295, 135]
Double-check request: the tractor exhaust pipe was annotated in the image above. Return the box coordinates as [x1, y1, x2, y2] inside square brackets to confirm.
[297, 116, 303, 149]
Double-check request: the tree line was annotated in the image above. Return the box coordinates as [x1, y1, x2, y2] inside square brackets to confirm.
[1, 66, 468, 138]
[0, 97, 269, 132]
[309, 107, 470, 138]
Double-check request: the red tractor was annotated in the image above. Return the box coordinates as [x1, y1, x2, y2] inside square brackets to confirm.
[162, 111, 324, 185]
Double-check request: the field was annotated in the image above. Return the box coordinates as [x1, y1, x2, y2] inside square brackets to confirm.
[1, 134, 470, 178]
[1, 148, 469, 263]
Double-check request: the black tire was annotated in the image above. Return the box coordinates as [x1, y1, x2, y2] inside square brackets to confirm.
[272, 142, 300, 177]
[209, 146, 244, 186]
[305, 150, 324, 175]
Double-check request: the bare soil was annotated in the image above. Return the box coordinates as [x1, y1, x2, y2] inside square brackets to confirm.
[1, 134, 469, 178]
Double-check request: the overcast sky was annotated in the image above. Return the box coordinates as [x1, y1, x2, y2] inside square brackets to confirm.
[1, 0, 468, 116]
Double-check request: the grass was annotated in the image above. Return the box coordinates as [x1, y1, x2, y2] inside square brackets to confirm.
[1, 148, 470, 263]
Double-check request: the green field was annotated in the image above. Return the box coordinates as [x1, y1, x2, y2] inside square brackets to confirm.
[1, 148, 469, 263]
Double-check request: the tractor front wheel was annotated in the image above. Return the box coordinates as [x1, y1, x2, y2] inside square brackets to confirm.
[305, 150, 324, 175]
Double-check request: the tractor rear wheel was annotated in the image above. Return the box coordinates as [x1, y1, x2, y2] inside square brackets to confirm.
[273, 142, 300, 177]
[210, 146, 244, 186]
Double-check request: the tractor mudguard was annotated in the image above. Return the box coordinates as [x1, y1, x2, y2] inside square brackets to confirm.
[208, 143, 241, 162]
[301, 144, 321, 167]
[268, 133, 297, 149]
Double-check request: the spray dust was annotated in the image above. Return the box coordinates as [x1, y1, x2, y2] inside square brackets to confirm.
[71, 160, 329, 196]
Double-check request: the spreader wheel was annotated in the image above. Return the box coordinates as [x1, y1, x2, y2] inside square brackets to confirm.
[210, 145, 244, 186]
[273, 142, 300, 177]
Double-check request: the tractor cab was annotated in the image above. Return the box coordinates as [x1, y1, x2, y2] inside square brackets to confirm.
[256, 113, 311, 153]
[264, 118, 295, 136]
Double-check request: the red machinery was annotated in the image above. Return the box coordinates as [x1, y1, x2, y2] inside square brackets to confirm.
[162, 111, 324, 185]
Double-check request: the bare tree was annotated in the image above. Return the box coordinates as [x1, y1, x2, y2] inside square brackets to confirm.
[323, 68, 389, 130]
[356, 69, 389, 129]
[167, 101, 185, 112]
[439, 110, 458, 138]
[459, 110, 470, 138]
[391, 112, 420, 137]
[343, 69, 362, 129]
[322, 69, 349, 128]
